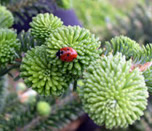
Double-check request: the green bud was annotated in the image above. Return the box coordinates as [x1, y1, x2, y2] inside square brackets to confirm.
[78, 53, 149, 129]
[104, 36, 141, 59]
[37, 101, 51, 117]
[46, 26, 101, 78]
[0, 5, 14, 28]
[20, 46, 71, 96]
[0, 28, 20, 68]
[30, 13, 63, 41]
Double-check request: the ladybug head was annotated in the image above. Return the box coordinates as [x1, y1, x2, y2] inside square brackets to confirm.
[56, 50, 60, 57]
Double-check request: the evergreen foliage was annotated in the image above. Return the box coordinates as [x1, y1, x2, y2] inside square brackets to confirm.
[0, 1, 152, 130]
[106, 4, 152, 44]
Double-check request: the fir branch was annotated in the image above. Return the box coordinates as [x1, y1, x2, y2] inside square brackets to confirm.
[0, 76, 8, 113]
[5, 0, 57, 28]
[18, 30, 42, 54]
[21, 116, 41, 131]
[0, 64, 20, 77]
[7, 0, 38, 12]
[0, 91, 83, 130]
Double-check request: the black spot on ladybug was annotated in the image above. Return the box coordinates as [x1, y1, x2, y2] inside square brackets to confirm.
[67, 48, 69, 50]
[61, 51, 64, 54]
[56, 50, 60, 57]
[67, 54, 70, 56]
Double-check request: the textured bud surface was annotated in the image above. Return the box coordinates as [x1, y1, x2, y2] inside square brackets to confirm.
[46, 26, 101, 78]
[37, 101, 51, 116]
[104, 36, 141, 59]
[78, 53, 148, 129]
[20, 46, 71, 96]
[30, 13, 63, 41]
[0, 5, 14, 28]
[0, 29, 20, 67]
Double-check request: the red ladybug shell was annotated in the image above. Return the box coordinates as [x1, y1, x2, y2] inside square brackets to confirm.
[56, 47, 78, 62]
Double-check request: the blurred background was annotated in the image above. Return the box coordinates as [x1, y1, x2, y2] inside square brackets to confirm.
[72, 0, 151, 44]
[0, 0, 152, 130]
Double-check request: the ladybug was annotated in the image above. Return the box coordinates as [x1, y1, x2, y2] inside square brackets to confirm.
[56, 47, 78, 62]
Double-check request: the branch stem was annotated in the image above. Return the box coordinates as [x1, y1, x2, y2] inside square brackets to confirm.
[73, 80, 77, 91]
[0, 64, 20, 77]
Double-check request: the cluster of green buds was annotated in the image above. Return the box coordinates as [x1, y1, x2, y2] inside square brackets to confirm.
[20, 13, 150, 130]
[0, 5, 19, 68]
[20, 46, 71, 96]
[45, 26, 101, 78]
[78, 53, 149, 129]
[103, 36, 141, 59]
[0, 28, 20, 68]
[0, 5, 14, 28]
[30, 13, 63, 41]
[0, 3, 151, 131]
[21, 13, 101, 95]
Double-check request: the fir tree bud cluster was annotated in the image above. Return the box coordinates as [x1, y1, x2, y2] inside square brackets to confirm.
[46, 26, 101, 78]
[0, 6, 19, 68]
[0, 3, 152, 131]
[19, 13, 150, 129]
[0, 5, 14, 28]
[104, 36, 141, 59]
[78, 53, 149, 129]
[30, 13, 63, 41]
[20, 46, 71, 96]
[0, 29, 20, 68]
[21, 13, 101, 95]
